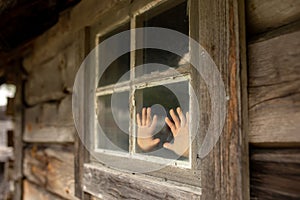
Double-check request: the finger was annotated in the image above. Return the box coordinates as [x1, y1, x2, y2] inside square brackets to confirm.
[163, 142, 174, 151]
[151, 138, 160, 146]
[185, 112, 189, 127]
[146, 107, 151, 126]
[137, 113, 141, 126]
[170, 109, 180, 129]
[165, 117, 176, 134]
[150, 115, 157, 130]
[142, 107, 146, 126]
[177, 107, 185, 127]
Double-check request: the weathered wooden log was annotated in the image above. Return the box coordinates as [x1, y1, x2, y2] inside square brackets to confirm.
[24, 95, 75, 143]
[23, 145, 77, 200]
[248, 30, 300, 145]
[250, 148, 300, 199]
[23, 180, 64, 200]
[83, 164, 201, 200]
[246, 0, 300, 35]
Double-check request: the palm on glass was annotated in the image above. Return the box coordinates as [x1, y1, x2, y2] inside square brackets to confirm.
[137, 107, 189, 158]
[136, 107, 160, 151]
[164, 107, 189, 157]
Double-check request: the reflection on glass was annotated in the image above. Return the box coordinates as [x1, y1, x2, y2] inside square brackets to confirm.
[135, 81, 189, 160]
[97, 92, 129, 152]
[137, 2, 189, 75]
[98, 23, 130, 87]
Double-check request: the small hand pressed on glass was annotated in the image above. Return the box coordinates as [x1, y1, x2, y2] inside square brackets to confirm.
[137, 107, 189, 157]
[136, 107, 160, 151]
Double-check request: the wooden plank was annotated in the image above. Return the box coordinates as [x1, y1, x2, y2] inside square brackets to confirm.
[23, 145, 78, 200]
[0, 0, 16, 14]
[24, 41, 80, 105]
[0, 0, 80, 50]
[74, 135, 90, 200]
[246, 0, 300, 36]
[24, 95, 75, 143]
[74, 27, 91, 200]
[21, 0, 122, 70]
[23, 126, 75, 143]
[250, 148, 300, 199]
[70, 0, 123, 31]
[83, 164, 201, 200]
[12, 63, 23, 200]
[22, 15, 76, 73]
[23, 180, 64, 200]
[24, 55, 66, 105]
[251, 149, 300, 164]
[197, 0, 249, 199]
[248, 20, 300, 44]
[248, 30, 300, 144]
[90, 197, 101, 200]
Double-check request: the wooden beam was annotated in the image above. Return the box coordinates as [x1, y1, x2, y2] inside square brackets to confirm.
[23, 180, 64, 200]
[0, 0, 80, 51]
[248, 30, 300, 145]
[246, 0, 300, 36]
[74, 27, 91, 200]
[198, 0, 249, 199]
[83, 164, 201, 199]
[23, 95, 75, 143]
[23, 145, 76, 199]
[250, 148, 300, 199]
[23, 43, 79, 106]
[0, 0, 17, 14]
[13, 61, 23, 200]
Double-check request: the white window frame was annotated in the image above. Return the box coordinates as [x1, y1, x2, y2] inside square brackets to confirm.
[90, 0, 195, 169]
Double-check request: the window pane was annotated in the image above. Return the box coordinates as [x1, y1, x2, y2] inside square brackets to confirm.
[96, 92, 129, 152]
[135, 80, 189, 160]
[98, 23, 130, 87]
[137, 2, 189, 75]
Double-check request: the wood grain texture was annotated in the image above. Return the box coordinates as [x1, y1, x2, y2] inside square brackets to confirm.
[24, 40, 80, 105]
[246, 0, 300, 35]
[83, 164, 201, 200]
[0, 0, 80, 51]
[23, 180, 64, 200]
[74, 27, 91, 200]
[23, 145, 78, 200]
[198, 0, 249, 199]
[23, 95, 75, 143]
[12, 63, 23, 200]
[250, 148, 300, 199]
[248, 30, 300, 144]
[90, 197, 102, 200]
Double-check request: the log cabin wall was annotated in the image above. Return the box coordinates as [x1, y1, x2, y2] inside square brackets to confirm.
[2, 0, 299, 199]
[246, 0, 300, 199]
[21, 13, 82, 200]
[19, 1, 124, 199]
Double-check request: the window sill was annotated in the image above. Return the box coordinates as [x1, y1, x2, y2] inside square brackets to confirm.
[83, 163, 201, 199]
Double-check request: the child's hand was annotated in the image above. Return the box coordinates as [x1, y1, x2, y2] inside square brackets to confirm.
[137, 107, 160, 151]
[164, 107, 189, 157]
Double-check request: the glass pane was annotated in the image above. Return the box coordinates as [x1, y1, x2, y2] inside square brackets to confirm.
[135, 81, 189, 160]
[96, 92, 129, 152]
[137, 2, 189, 75]
[98, 23, 130, 87]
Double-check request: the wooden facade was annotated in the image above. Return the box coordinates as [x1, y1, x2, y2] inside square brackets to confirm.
[246, 0, 300, 199]
[0, 0, 299, 199]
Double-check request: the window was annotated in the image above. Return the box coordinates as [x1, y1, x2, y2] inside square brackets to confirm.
[92, 0, 193, 170]
[76, 0, 248, 199]
[81, 0, 203, 188]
